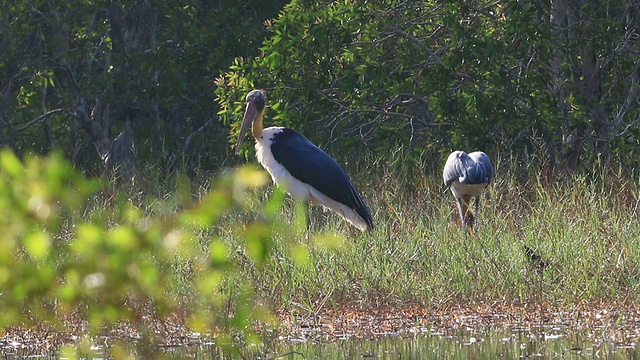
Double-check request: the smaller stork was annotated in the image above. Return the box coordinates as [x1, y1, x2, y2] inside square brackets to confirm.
[235, 89, 373, 231]
[443, 151, 493, 231]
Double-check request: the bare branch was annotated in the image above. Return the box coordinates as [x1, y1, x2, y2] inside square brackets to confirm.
[13, 108, 66, 132]
[615, 116, 640, 139]
[350, 33, 395, 46]
[184, 117, 215, 153]
[614, 58, 640, 133]
[385, 26, 445, 66]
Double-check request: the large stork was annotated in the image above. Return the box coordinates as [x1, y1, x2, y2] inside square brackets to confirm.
[235, 89, 373, 231]
[443, 151, 493, 230]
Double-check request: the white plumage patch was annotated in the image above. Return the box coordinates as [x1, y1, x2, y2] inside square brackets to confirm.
[254, 126, 369, 231]
[449, 181, 488, 199]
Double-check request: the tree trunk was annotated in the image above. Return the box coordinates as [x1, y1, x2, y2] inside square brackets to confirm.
[551, 0, 613, 169]
[105, 120, 136, 183]
[580, 1, 610, 164]
[551, 0, 581, 170]
[70, 97, 134, 183]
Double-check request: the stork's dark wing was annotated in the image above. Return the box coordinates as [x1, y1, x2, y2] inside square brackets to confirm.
[467, 152, 493, 184]
[443, 151, 467, 187]
[270, 129, 373, 229]
[443, 151, 493, 186]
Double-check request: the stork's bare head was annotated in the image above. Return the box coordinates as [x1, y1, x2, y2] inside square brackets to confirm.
[235, 90, 266, 154]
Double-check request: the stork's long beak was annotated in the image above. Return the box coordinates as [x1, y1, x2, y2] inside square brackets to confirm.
[235, 101, 258, 155]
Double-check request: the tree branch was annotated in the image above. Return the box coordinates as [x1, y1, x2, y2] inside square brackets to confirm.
[385, 25, 445, 66]
[184, 117, 215, 153]
[13, 108, 66, 132]
[614, 58, 640, 133]
[615, 116, 640, 139]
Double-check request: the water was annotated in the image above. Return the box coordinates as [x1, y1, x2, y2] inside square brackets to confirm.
[261, 325, 639, 359]
[2, 322, 639, 359]
[139, 323, 639, 359]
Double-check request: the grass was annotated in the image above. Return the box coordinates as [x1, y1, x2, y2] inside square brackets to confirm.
[196, 157, 640, 315]
[2, 151, 640, 355]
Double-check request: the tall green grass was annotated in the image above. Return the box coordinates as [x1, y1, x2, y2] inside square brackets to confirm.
[1, 149, 639, 352]
[208, 154, 640, 316]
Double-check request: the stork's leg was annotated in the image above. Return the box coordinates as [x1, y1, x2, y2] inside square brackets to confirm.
[305, 202, 311, 231]
[456, 197, 466, 225]
[473, 196, 481, 232]
[460, 195, 474, 228]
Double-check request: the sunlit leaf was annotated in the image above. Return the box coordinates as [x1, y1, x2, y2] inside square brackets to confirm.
[24, 231, 51, 260]
[209, 239, 229, 266]
[0, 150, 24, 178]
[290, 244, 309, 266]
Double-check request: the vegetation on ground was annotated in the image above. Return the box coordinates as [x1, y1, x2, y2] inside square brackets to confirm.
[1, 150, 639, 357]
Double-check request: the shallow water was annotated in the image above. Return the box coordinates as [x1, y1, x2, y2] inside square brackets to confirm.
[261, 325, 639, 360]
[144, 323, 639, 359]
[3, 322, 639, 359]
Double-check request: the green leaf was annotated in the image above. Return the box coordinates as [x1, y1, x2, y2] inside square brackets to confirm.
[24, 231, 51, 260]
[0, 150, 25, 178]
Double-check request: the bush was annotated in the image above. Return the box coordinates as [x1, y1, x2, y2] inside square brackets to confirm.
[0, 150, 310, 352]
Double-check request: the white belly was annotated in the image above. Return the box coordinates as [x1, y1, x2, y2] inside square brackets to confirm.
[450, 181, 488, 198]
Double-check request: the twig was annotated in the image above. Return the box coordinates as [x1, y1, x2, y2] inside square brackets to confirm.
[13, 108, 66, 132]
[616, 116, 640, 139]
[184, 117, 215, 153]
[386, 26, 445, 66]
[614, 58, 640, 136]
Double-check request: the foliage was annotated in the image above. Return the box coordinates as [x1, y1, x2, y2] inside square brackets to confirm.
[3, 0, 639, 175]
[2, 149, 640, 356]
[0, 149, 316, 354]
[216, 0, 640, 171]
[0, 0, 287, 172]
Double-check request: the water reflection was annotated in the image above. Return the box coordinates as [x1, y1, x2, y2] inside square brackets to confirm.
[262, 324, 639, 360]
[129, 324, 637, 359]
[2, 323, 639, 359]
